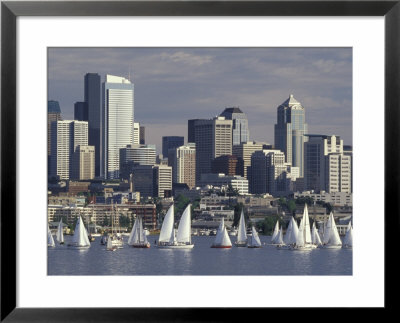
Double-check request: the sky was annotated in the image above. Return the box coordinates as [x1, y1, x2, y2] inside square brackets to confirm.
[48, 47, 352, 154]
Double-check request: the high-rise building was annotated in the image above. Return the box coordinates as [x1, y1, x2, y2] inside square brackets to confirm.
[274, 94, 308, 176]
[193, 117, 232, 183]
[102, 74, 134, 179]
[162, 136, 184, 157]
[48, 100, 62, 166]
[232, 141, 269, 179]
[50, 120, 88, 180]
[133, 122, 140, 145]
[304, 135, 351, 193]
[172, 143, 196, 189]
[140, 126, 145, 144]
[249, 149, 297, 196]
[84, 73, 101, 177]
[119, 144, 156, 179]
[153, 165, 172, 198]
[71, 145, 95, 180]
[74, 101, 88, 121]
[220, 107, 249, 146]
[211, 155, 242, 177]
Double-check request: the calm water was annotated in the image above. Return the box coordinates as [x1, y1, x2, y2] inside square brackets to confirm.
[48, 234, 352, 275]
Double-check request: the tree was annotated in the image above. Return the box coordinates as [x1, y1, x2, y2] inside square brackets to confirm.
[257, 216, 280, 235]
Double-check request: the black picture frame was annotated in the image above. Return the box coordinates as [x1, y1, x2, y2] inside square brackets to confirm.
[1, 0, 398, 321]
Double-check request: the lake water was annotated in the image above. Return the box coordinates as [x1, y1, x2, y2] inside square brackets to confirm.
[48, 234, 352, 275]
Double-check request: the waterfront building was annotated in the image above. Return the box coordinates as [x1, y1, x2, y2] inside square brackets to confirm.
[74, 101, 88, 121]
[102, 74, 134, 179]
[304, 134, 351, 193]
[133, 122, 140, 145]
[71, 145, 95, 180]
[211, 155, 243, 177]
[172, 143, 196, 189]
[220, 107, 249, 145]
[274, 94, 308, 176]
[232, 141, 269, 179]
[84, 73, 102, 177]
[198, 173, 248, 195]
[50, 120, 88, 180]
[193, 117, 233, 183]
[162, 136, 184, 157]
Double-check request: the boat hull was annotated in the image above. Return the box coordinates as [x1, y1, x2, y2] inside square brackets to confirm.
[130, 243, 151, 248]
[157, 244, 194, 249]
[321, 244, 342, 249]
[342, 245, 352, 249]
[234, 242, 247, 247]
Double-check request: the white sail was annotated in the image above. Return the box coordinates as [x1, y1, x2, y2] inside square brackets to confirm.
[213, 218, 225, 246]
[48, 224, 55, 247]
[276, 227, 284, 245]
[303, 204, 312, 244]
[56, 219, 64, 244]
[284, 216, 299, 245]
[176, 204, 192, 244]
[159, 204, 175, 244]
[249, 226, 262, 247]
[323, 213, 342, 246]
[311, 222, 322, 245]
[296, 217, 305, 247]
[271, 221, 279, 243]
[283, 217, 293, 245]
[237, 210, 247, 244]
[220, 226, 232, 247]
[72, 215, 91, 247]
[343, 222, 353, 247]
[107, 234, 113, 249]
[128, 216, 139, 245]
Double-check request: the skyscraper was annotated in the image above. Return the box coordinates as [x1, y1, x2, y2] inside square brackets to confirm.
[84, 73, 101, 177]
[304, 134, 351, 193]
[119, 144, 156, 179]
[50, 120, 88, 180]
[48, 100, 62, 167]
[220, 107, 249, 146]
[172, 143, 196, 189]
[193, 117, 232, 183]
[74, 101, 88, 121]
[274, 94, 308, 176]
[102, 74, 134, 179]
[71, 145, 95, 180]
[162, 136, 184, 157]
[133, 122, 140, 145]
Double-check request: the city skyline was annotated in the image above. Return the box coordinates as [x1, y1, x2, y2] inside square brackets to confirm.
[48, 47, 352, 153]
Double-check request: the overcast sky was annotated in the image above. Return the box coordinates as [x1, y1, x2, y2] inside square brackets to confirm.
[48, 47, 352, 154]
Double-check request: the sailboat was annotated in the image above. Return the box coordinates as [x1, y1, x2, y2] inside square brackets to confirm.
[321, 212, 342, 249]
[270, 221, 280, 245]
[109, 203, 123, 249]
[211, 217, 232, 248]
[157, 204, 194, 249]
[56, 219, 64, 245]
[247, 226, 262, 248]
[128, 215, 150, 248]
[311, 222, 322, 247]
[274, 226, 285, 247]
[278, 216, 299, 249]
[67, 215, 91, 249]
[234, 210, 247, 247]
[48, 224, 55, 247]
[342, 222, 353, 249]
[106, 234, 117, 251]
[290, 204, 315, 251]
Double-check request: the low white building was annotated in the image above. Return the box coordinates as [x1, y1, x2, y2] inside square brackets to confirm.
[294, 190, 352, 206]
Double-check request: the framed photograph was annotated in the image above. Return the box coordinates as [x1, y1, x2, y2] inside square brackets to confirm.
[1, 0, 397, 321]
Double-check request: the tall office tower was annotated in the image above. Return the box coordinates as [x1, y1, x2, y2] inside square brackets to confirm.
[48, 100, 62, 172]
[172, 143, 196, 189]
[211, 155, 242, 176]
[71, 145, 95, 180]
[132, 165, 154, 198]
[140, 126, 145, 144]
[220, 107, 249, 146]
[153, 165, 173, 198]
[343, 145, 353, 193]
[162, 136, 184, 157]
[232, 141, 267, 179]
[74, 101, 88, 121]
[188, 119, 200, 143]
[133, 122, 140, 145]
[84, 73, 101, 177]
[119, 144, 156, 179]
[194, 117, 233, 183]
[304, 135, 351, 193]
[249, 149, 296, 196]
[102, 74, 134, 179]
[274, 94, 308, 177]
[50, 120, 88, 180]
